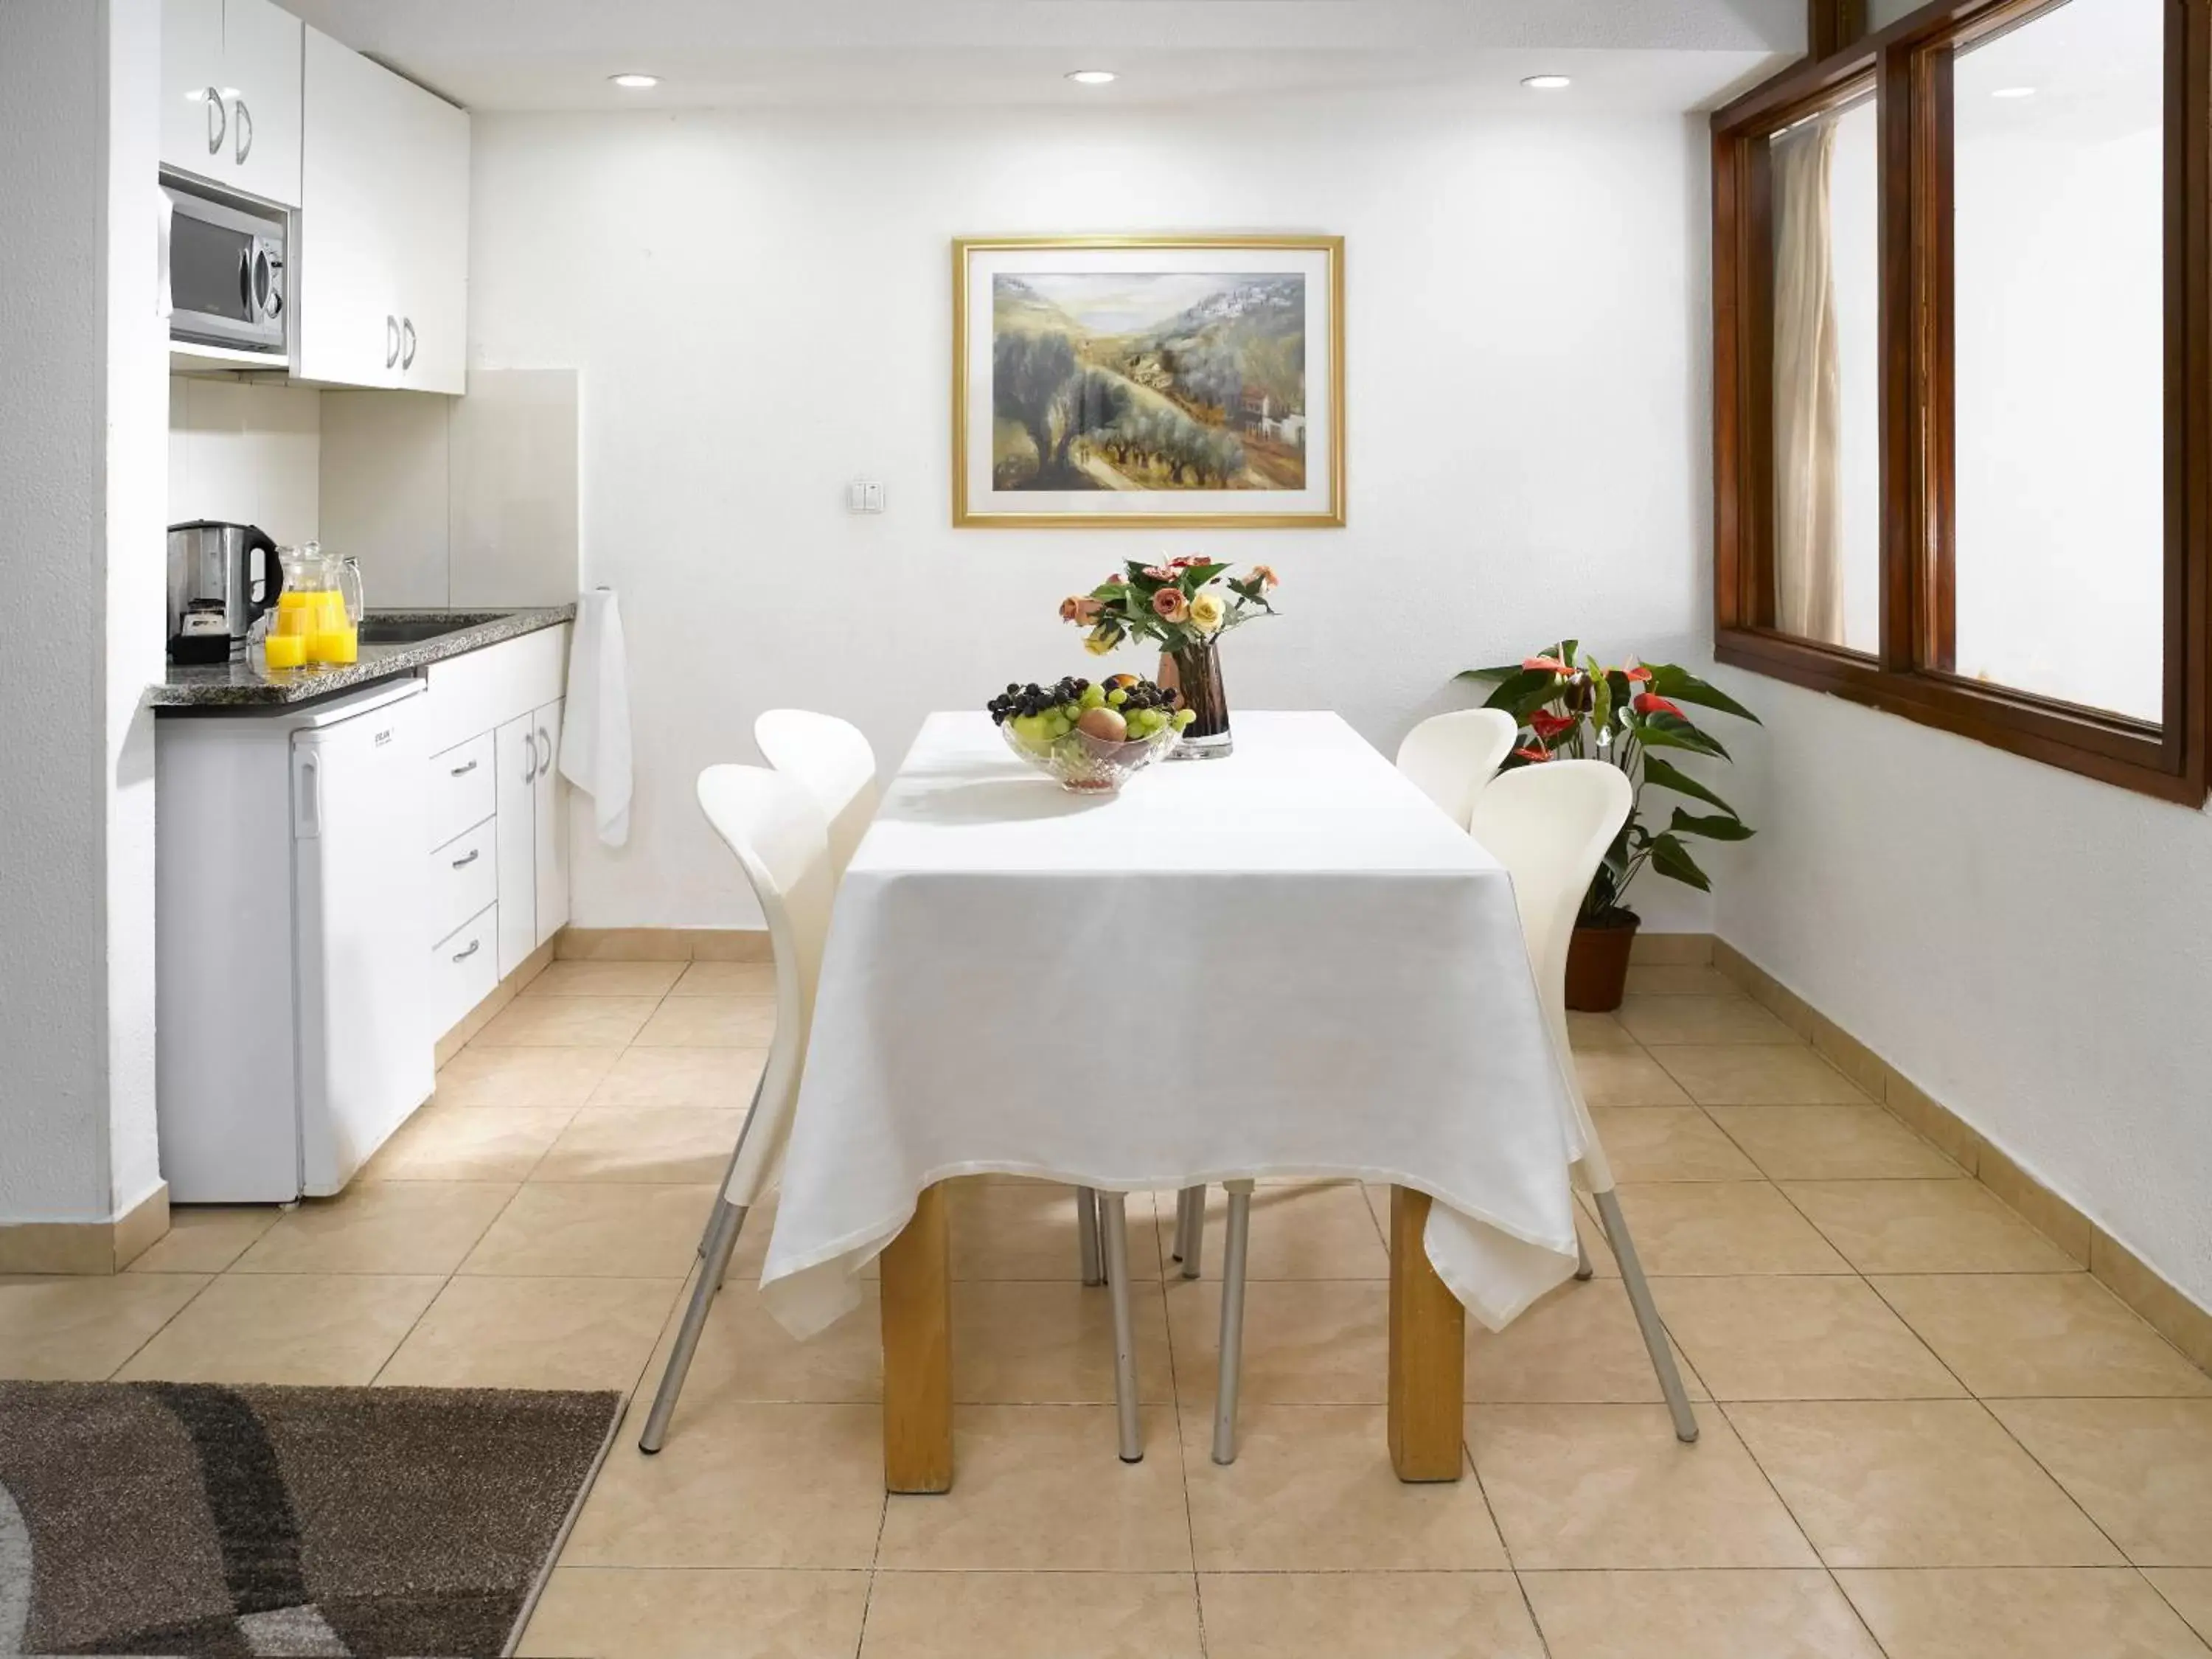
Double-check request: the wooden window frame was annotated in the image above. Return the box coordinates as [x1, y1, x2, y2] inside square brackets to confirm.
[1712, 0, 2212, 804]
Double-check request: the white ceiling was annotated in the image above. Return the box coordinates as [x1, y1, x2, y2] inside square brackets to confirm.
[280, 0, 1802, 113]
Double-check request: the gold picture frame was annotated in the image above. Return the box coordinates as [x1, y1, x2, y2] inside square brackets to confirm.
[953, 235, 1346, 529]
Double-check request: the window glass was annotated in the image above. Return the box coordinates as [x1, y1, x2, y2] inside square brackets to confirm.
[1952, 0, 2164, 719]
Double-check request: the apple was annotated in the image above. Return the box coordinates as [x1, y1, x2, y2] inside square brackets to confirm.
[1077, 706, 1128, 742]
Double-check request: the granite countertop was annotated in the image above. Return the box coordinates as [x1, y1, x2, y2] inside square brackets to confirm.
[150, 606, 576, 709]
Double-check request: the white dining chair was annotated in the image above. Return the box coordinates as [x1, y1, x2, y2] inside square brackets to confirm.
[754, 709, 881, 877]
[1396, 708, 1520, 829]
[639, 765, 835, 1453]
[1206, 758, 1699, 1464]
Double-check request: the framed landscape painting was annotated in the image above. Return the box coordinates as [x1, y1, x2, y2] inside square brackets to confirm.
[953, 236, 1344, 528]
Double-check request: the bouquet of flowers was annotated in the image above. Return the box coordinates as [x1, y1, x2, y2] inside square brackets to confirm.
[1059, 556, 1279, 657]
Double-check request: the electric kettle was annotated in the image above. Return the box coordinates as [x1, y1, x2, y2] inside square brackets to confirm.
[166, 521, 283, 664]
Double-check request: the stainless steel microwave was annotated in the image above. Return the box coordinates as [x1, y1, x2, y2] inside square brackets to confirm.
[163, 173, 288, 358]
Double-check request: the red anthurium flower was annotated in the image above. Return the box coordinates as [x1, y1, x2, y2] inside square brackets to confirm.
[1621, 664, 1653, 683]
[1528, 709, 1575, 740]
[1632, 692, 1684, 718]
[1513, 744, 1554, 763]
[1523, 655, 1571, 675]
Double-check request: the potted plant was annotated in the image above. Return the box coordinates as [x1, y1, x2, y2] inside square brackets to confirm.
[1061, 557, 1279, 760]
[1460, 642, 1759, 1011]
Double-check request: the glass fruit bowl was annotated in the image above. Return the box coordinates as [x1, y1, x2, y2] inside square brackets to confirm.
[1000, 719, 1181, 793]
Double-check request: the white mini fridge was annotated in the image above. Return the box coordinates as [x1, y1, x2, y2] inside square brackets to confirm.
[157, 679, 435, 1202]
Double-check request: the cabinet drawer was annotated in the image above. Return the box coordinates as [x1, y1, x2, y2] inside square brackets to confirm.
[430, 903, 499, 1037]
[430, 817, 498, 943]
[427, 732, 495, 848]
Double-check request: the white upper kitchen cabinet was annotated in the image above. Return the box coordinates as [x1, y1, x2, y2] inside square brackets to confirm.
[298, 25, 470, 394]
[160, 0, 303, 207]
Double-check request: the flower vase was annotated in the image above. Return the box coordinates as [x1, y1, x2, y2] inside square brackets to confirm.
[1160, 639, 1232, 760]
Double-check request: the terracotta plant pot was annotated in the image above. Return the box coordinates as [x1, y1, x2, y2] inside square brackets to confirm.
[1565, 912, 1640, 1012]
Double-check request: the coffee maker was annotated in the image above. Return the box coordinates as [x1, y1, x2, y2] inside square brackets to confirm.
[167, 521, 283, 664]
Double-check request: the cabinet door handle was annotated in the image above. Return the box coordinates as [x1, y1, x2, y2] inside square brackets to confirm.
[451, 939, 481, 963]
[450, 847, 481, 869]
[385, 315, 400, 369]
[204, 87, 226, 155]
[537, 727, 553, 773]
[401, 317, 417, 369]
[523, 739, 538, 785]
[448, 757, 478, 776]
[234, 96, 254, 164]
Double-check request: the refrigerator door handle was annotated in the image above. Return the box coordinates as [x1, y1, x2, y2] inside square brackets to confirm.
[294, 753, 322, 838]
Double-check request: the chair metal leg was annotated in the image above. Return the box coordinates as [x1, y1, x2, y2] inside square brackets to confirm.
[1099, 1193, 1144, 1462]
[640, 1198, 749, 1453]
[1175, 1186, 1204, 1279]
[1591, 1188, 1697, 1443]
[1211, 1180, 1254, 1465]
[1573, 1231, 1595, 1281]
[698, 1071, 768, 1260]
[1076, 1186, 1104, 1287]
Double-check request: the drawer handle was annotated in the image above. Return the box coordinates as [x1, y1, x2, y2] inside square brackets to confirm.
[448, 758, 479, 776]
[451, 939, 481, 962]
[450, 848, 481, 869]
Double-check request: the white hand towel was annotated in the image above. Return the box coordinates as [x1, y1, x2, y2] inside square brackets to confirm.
[560, 588, 633, 847]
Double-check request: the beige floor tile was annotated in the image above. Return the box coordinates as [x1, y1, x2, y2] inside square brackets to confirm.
[1707, 1105, 1964, 1181]
[1200, 1571, 1543, 1659]
[1522, 1569, 1882, 1659]
[523, 960, 686, 998]
[634, 996, 778, 1047]
[1568, 1012, 1641, 1052]
[0, 1273, 208, 1380]
[1782, 1180, 2082, 1274]
[116, 1273, 440, 1385]
[1625, 965, 1745, 997]
[1658, 1276, 1964, 1401]
[461, 1182, 714, 1278]
[1607, 1182, 1849, 1276]
[1575, 1048, 1696, 1107]
[565, 1401, 885, 1567]
[586, 1046, 768, 1110]
[863, 1571, 1203, 1659]
[956, 1278, 1174, 1403]
[519, 1567, 869, 1659]
[1618, 995, 1798, 1046]
[1166, 1181, 1386, 1281]
[671, 960, 776, 996]
[434, 1043, 624, 1107]
[1991, 1399, 2212, 1565]
[1467, 1402, 1814, 1568]
[125, 1206, 278, 1273]
[534, 1108, 745, 1183]
[475, 995, 660, 1047]
[1875, 1273, 2212, 1398]
[362, 1105, 573, 1182]
[1653, 1045, 1868, 1105]
[1166, 1278, 1385, 1404]
[1589, 1106, 1761, 1181]
[1467, 1279, 1705, 1404]
[1839, 1568, 2208, 1659]
[1728, 1399, 2124, 1567]
[233, 1181, 516, 1275]
[948, 1183, 1161, 1281]
[639, 1282, 882, 1407]
[2143, 1569, 2212, 1644]
[378, 1275, 681, 1390]
[877, 1405, 1192, 1571]
[1184, 1403, 1507, 1571]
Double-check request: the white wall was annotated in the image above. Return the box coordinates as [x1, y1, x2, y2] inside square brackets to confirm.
[468, 98, 1719, 931]
[168, 378, 323, 547]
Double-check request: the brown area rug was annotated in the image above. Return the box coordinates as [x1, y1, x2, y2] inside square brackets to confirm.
[0, 1382, 619, 1657]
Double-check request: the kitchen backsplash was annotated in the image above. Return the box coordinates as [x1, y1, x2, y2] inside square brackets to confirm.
[167, 378, 321, 549]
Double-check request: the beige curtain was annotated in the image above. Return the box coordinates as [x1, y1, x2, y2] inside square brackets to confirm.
[1770, 120, 1845, 644]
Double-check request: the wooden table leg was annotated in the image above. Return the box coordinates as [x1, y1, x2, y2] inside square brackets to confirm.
[1387, 1186, 1465, 1482]
[880, 1181, 953, 1493]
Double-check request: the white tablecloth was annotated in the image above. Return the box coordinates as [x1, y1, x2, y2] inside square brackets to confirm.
[759, 711, 1585, 1339]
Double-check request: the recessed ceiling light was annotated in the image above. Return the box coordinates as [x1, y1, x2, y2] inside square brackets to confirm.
[1066, 69, 1118, 86]
[1992, 85, 2037, 98]
[1522, 74, 1572, 90]
[609, 73, 661, 89]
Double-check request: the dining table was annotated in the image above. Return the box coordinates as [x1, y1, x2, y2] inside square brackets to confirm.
[757, 709, 1590, 1492]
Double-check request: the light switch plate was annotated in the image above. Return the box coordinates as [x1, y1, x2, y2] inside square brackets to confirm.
[845, 479, 886, 514]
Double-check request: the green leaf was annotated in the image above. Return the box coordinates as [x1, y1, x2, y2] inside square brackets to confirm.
[1590, 671, 1613, 737]
[1635, 712, 1731, 761]
[1646, 664, 1761, 725]
[1647, 833, 1714, 891]
[1638, 754, 1739, 818]
[1180, 562, 1231, 591]
[1461, 667, 1558, 719]
[1668, 807, 1754, 842]
[1456, 662, 1526, 684]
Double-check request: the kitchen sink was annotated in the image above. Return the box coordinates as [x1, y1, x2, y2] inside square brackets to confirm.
[356, 612, 511, 645]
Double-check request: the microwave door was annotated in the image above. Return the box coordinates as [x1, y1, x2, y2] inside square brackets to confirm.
[165, 188, 285, 353]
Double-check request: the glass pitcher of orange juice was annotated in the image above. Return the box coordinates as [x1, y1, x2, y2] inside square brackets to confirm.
[276, 543, 356, 666]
